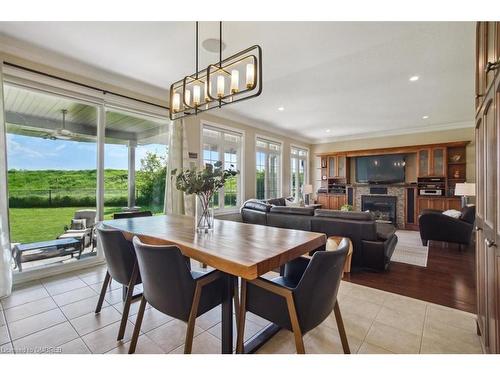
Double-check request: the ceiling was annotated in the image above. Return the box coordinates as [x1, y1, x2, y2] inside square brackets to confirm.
[0, 22, 475, 143]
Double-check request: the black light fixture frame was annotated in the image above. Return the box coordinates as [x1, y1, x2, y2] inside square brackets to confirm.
[169, 22, 262, 121]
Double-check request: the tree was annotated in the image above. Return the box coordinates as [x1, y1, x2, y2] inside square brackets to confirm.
[137, 151, 167, 209]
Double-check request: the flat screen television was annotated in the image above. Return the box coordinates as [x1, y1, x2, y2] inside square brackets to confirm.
[355, 154, 406, 184]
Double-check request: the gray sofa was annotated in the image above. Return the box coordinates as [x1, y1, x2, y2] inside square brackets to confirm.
[241, 198, 398, 271]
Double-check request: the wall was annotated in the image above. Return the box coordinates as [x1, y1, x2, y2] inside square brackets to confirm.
[312, 126, 476, 188]
[184, 112, 311, 202]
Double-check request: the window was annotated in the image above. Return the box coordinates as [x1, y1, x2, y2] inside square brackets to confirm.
[291, 146, 308, 201]
[202, 124, 243, 210]
[256, 138, 281, 199]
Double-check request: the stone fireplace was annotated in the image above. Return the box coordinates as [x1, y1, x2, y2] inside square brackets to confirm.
[361, 195, 397, 224]
[354, 185, 406, 228]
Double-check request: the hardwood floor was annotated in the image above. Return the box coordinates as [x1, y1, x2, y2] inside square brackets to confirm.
[344, 240, 476, 313]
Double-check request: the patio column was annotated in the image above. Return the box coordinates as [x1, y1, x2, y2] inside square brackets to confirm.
[128, 140, 136, 208]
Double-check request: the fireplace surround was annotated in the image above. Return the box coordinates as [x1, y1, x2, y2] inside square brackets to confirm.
[361, 195, 397, 224]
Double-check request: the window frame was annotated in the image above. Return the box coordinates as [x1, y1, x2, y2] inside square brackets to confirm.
[255, 135, 283, 200]
[290, 144, 310, 201]
[200, 120, 245, 213]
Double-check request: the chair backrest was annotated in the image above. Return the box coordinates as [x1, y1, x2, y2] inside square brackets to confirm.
[96, 223, 138, 286]
[132, 236, 196, 321]
[113, 211, 153, 219]
[460, 205, 476, 224]
[293, 239, 349, 333]
[74, 209, 97, 227]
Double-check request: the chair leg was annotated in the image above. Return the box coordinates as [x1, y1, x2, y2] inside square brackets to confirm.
[236, 279, 248, 354]
[95, 271, 111, 313]
[128, 296, 147, 354]
[233, 277, 240, 327]
[117, 263, 139, 341]
[285, 293, 305, 354]
[334, 301, 350, 354]
[185, 283, 203, 354]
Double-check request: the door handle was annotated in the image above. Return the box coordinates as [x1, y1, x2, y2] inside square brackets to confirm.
[485, 238, 496, 248]
[485, 61, 500, 72]
[475, 226, 482, 231]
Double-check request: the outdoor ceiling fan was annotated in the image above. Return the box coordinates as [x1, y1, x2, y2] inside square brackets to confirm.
[45, 109, 74, 140]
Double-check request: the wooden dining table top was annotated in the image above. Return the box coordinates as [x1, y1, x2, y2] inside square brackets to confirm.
[102, 214, 326, 280]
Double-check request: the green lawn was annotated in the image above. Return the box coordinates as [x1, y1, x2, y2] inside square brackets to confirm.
[9, 206, 159, 244]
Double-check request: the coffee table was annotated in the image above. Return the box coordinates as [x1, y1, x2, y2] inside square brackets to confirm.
[13, 237, 83, 272]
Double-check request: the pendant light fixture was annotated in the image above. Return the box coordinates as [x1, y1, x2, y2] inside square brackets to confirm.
[169, 22, 262, 121]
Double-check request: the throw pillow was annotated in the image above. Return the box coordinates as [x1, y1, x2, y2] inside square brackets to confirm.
[285, 199, 302, 208]
[71, 218, 87, 230]
[442, 209, 462, 219]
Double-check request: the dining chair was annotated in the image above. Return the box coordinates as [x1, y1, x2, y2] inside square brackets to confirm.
[113, 210, 153, 219]
[94, 224, 142, 341]
[236, 238, 350, 354]
[129, 236, 234, 354]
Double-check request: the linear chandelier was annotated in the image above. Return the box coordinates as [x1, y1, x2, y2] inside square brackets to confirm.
[169, 22, 262, 121]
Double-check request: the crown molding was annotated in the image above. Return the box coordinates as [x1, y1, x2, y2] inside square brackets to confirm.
[313, 120, 475, 144]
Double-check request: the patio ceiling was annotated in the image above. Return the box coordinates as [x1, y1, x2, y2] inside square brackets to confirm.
[3, 84, 168, 145]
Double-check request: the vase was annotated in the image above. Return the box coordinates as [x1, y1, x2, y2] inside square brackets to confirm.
[195, 194, 214, 233]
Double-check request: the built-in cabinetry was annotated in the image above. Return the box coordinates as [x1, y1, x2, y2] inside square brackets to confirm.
[417, 147, 446, 177]
[475, 21, 500, 354]
[317, 155, 349, 210]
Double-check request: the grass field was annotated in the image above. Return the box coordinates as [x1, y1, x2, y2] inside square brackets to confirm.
[8, 206, 160, 244]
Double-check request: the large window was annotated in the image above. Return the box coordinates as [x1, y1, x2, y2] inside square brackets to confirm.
[291, 146, 308, 201]
[202, 124, 242, 210]
[256, 138, 281, 199]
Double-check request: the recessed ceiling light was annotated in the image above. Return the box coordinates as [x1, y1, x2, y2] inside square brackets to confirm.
[409, 75, 419, 82]
[278, 106, 285, 111]
[325, 129, 331, 133]
[422, 115, 429, 119]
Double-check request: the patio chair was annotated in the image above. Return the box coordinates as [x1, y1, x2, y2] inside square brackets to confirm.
[58, 209, 97, 250]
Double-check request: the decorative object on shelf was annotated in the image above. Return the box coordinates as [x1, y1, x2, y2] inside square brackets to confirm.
[454, 182, 476, 208]
[340, 204, 353, 212]
[322, 175, 327, 180]
[169, 22, 262, 120]
[302, 184, 313, 205]
[453, 169, 461, 179]
[449, 154, 462, 162]
[173, 161, 239, 233]
[321, 158, 327, 168]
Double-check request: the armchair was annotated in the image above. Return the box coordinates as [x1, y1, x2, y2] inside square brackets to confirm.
[419, 205, 475, 248]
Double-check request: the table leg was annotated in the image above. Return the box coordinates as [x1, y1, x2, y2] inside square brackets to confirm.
[221, 272, 234, 354]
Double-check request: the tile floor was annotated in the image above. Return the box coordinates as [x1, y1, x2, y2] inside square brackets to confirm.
[0, 264, 483, 354]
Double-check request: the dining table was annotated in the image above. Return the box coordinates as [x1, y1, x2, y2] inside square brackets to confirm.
[102, 214, 326, 354]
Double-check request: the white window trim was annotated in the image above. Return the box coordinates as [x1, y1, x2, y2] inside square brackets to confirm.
[255, 134, 283, 199]
[290, 144, 310, 201]
[200, 120, 245, 214]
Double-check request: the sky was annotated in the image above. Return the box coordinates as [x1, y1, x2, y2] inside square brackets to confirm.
[6, 133, 168, 171]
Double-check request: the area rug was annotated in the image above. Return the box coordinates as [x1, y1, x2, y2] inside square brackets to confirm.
[391, 230, 429, 267]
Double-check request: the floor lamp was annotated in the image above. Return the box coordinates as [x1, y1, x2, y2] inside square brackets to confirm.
[454, 182, 475, 208]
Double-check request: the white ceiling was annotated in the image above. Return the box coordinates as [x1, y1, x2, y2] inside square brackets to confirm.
[0, 22, 475, 143]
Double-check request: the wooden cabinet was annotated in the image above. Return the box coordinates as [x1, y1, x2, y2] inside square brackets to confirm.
[317, 193, 329, 208]
[475, 21, 500, 354]
[316, 194, 346, 210]
[417, 147, 447, 177]
[416, 197, 460, 215]
[327, 155, 348, 178]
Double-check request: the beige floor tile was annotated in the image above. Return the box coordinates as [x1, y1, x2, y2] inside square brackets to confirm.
[104, 288, 127, 305]
[337, 295, 382, 321]
[146, 319, 203, 354]
[364, 321, 421, 354]
[107, 334, 166, 354]
[52, 286, 97, 307]
[81, 320, 136, 354]
[196, 305, 222, 330]
[426, 304, 477, 333]
[0, 325, 10, 345]
[11, 280, 43, 293]
[43, 278, 88, 296]
[346, 284, 388, 305]
[128, 307, 174, 333]
[256, 329, 297, 354]
[245, 311, 271, 327]
[422, 319, 482, 353]
[113, 298, 151, 315]
[0, 286, 49, 309]
[208, 317, 264, 349]
[12, 322, 78, 354]
[60, 295, 109, 320]
[322, 309, 373, 341]
[4, 296, 58, 323]
[382, 293, 427, 315]
[88, 279, 122, 294]
[304, 323, 361, 354]
[357, 341, 394, 354]
[1, 342, 14, 354]
[0, 309, 5, 326]
[78, 270, 108, 286]
[59, 338, 91, 354]
[170, 331, 222, 354]
[9, 308, 67, 340]
[39, 272, 79, 285]
[70, 306, 122, 336]
[420, 335, 482, 354]
[375, 305, 425, 336]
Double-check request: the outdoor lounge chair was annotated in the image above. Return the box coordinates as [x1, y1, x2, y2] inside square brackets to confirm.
[58, 209, 97, 250]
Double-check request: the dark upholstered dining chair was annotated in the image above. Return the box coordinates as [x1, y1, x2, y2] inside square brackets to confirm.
[113, 210, 153, 219]
[129, 236, 233, 354]
[236, 239, 350, 354]
[94, 224, 142, 341]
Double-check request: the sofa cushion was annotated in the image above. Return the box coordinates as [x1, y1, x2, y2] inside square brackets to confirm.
[315, 209, 375, 221]
[266, 197, 287, 206]
[71, 218, 87, 230]
[376, 223, 396, 241]
[270, 206, 315, 216]
[243, 201, 272, 212]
